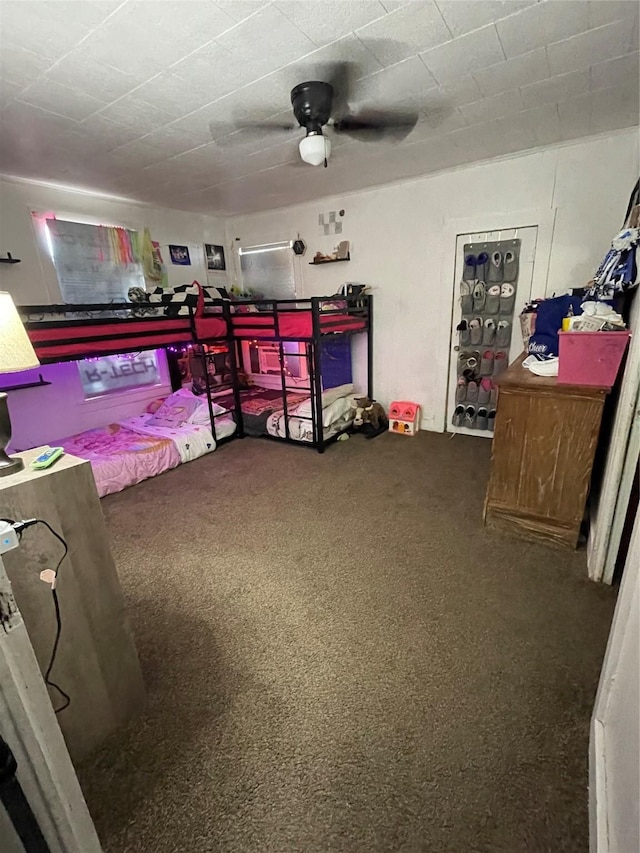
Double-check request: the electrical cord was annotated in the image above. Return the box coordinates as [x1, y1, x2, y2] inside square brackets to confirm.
[0, 517, 71, 713]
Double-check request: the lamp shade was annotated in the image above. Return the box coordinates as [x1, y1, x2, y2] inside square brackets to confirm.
[0, 292, 39, 373]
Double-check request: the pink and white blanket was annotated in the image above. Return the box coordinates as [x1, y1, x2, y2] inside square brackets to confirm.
[60, 415, 234, 497]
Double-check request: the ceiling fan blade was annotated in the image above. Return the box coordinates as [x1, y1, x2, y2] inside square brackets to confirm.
[210, 120, 297, 147]
[333, 111, 418, 142]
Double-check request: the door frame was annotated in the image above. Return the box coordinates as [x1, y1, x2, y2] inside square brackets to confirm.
[589, 505, 639, 851]
[588, 292, 640, 583]
[436, 207, 557, 432]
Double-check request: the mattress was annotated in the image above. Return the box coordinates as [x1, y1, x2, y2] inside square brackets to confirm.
[27, 314, 228, 362]
[266, 394, 355, 442]
[212, 386, 355, 443]
[212, 387, 310, 436]
[231, 311, 366, 339]
[59, 416, 229, 497]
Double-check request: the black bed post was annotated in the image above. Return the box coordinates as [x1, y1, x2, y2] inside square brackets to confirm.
[225, 302, 245, 439]
[200, 345, 218, 443]
[231, 337, 245, 439]
[166, 347, 183, 392]
[310, 297, 325, 454]
[366, 295, 373, 400]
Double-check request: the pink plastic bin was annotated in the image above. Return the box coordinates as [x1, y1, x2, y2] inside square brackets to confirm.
[558, 331, 631, 388]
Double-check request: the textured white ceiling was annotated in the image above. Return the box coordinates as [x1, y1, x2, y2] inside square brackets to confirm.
[0, 0, 638, 216]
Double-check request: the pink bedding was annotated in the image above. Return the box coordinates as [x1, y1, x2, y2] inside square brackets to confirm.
[61, 423, 181, 497]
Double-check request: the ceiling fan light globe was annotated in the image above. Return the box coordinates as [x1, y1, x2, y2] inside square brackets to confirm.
[299, 134, 331, 166]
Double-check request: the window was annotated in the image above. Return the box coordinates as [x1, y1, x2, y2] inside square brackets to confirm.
[239, 241, 296, 299]
[46, 218, 145, 304]
[78, 352, 162, 398]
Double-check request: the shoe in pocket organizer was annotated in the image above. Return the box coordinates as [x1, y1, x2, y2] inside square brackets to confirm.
[457, 318, 471, 346]
[475, 252, 489, 281]
[476, 407, 489, 430]
[496, 319, 511, 347]
[472, 281, 486, 312]
[500, 282, 516, 315]
[477, 377, 492, 405]
[469, 316, 483, 345]
[487, 251, 503, 283]
[485, 284, 501, 314]
[493, 350, 508, 376]
[463, 405, 476, 429]
[480, 350, 495, 376]
[482, 318, 496, 346]
[457, 350, 480, 376]
[460, 280, 473, 314]
[503, 249, 518, 281]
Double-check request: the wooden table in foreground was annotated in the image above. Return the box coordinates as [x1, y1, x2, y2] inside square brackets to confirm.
[0, 448, 145, 763]
[484, 355, 609, 549]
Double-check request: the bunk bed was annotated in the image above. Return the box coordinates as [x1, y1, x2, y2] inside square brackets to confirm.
[18, 290, 241, 495]
[18, 291, 373, 468]
[218, 294, 372, 453]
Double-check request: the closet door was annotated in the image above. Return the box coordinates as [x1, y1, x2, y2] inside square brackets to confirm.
[446, 226, 538, 438]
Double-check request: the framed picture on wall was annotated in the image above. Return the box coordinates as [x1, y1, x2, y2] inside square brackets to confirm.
[205, 243, 226, 271]
[169, 245, 191, 265]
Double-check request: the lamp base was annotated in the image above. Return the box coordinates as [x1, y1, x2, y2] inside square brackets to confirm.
[0, 392, 23, 477]
[0, 451, 24, 477]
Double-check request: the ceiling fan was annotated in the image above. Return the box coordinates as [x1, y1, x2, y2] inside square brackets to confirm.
[210, 59, 419, 168]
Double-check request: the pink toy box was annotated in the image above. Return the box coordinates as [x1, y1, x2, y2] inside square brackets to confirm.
[389, 401, 420, 436]
[558, 331, 631, 388]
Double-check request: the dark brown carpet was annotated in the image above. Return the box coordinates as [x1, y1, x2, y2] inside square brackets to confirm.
[78, 432, 616, 853]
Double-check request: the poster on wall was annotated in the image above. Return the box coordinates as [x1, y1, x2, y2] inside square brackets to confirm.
[205, 243, 226, 271]
[169, 245, 191, 265]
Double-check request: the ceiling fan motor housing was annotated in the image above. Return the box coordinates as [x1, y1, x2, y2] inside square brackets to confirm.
[290, 81, 333, 134]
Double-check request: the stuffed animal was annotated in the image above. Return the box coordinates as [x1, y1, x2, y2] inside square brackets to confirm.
[352, 396, 388, 431]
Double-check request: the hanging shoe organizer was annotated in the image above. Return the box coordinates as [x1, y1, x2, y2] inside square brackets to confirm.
[452, 238, 520, 433]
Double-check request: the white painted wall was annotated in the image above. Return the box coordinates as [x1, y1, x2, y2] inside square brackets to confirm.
[226, 130, 639, 429]
[0, 177, 226, 448]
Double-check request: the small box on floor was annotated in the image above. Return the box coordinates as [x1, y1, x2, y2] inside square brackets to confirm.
[389, 401, 420, 436]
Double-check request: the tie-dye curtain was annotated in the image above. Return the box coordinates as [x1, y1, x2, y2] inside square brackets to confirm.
[46, 219, 145, 304]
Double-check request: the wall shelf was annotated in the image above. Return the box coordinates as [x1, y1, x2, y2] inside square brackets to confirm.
[0, 374, 51, 393]
[0, 253, 21, 265]
[309, 254, 350, 266]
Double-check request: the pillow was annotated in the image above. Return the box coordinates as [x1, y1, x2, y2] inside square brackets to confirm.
[169, 388, 227, 425]
[145, 396, 166, 414]
[197, 283, 229, 314]
[190, 400, 228, 427]
[146, 396, 201, 427]
[148, 282, 199, 316]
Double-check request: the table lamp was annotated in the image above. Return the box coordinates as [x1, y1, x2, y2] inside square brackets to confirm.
[0, 292, 40, 476]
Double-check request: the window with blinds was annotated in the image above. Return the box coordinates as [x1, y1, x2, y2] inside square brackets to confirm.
[46, 218, 145, 304]
[239, 241, 296, 300]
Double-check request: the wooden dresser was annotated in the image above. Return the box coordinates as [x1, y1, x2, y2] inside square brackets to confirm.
[484, 356, 608, 549]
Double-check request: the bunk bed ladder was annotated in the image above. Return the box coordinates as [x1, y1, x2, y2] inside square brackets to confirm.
[278, 340, 291, 441]
[199, 346, 218, 444]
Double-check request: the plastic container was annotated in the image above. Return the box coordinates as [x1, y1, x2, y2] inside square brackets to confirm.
[389, 401, 420, 436]
[558, 331, 631, 387]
